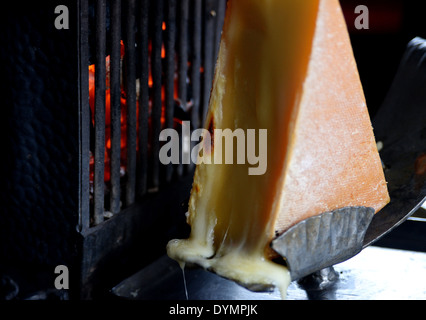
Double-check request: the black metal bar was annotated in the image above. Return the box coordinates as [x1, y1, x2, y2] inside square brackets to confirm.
[202, 0, 215, 122]
[187, 0, 203, 173]
[214, 0, 226, 61]
[137, 0, 150, 196]
[151, 0, 164, 189]
[125, 0, 137, 206]
[178, 0, 189, 113]
[177, 0, 189, 178]
[164, 0, 177, 182]
[79, 0, 90, 231]
[110, 0, 122, 214]
[94, 0, 106, 226]
[190, 0, 202, 129]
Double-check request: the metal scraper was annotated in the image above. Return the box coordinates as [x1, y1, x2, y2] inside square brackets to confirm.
[272, 206, 374, 281]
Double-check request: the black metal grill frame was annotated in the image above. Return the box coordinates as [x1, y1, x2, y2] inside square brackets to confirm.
[80, 0, 225, 229]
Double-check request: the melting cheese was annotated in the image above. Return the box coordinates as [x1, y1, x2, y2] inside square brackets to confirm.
[167, 0, 390, 299]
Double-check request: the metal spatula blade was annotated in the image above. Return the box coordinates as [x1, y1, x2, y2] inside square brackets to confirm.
[271, 206, 375, 281]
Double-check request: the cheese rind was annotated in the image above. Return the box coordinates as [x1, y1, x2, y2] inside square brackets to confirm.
[167, 0, 389, 298]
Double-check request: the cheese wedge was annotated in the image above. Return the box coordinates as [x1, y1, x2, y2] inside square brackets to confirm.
[167, 0, 390, 298]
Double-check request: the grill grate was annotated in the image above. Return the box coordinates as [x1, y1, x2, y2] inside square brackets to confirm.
[80, 0, 226, 228]
[93, 0, 107, 225]
[110, 0, 122, 214]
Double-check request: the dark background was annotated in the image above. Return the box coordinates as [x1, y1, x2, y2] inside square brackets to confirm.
[340, 0, 426, 117]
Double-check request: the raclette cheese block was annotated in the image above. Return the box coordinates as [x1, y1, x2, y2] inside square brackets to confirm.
[167, 0, 390, 298]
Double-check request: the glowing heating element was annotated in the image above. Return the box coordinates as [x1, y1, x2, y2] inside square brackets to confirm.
[168, 0, 389, 299]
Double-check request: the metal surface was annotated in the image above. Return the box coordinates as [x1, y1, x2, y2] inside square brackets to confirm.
[94, 0, 107, 225]
[124, 0, 137, 206]
[272, 207, 375, 281]
[137, 0, 150, 196]
[151, 0, 164, 189]
[190, 0, 202, 129]
[164, 0, 177, 182]
[109, 0, 122, 214]
[79, 0, 91, 232]
[111, 246, 426, 300]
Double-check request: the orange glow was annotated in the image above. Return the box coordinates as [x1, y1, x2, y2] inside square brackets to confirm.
[89, 41, 127, 183]
[148, 73, 153, 87]
[161, 43, 166, 58]
[89, 39, 186, 185]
